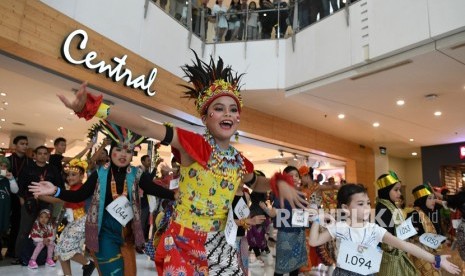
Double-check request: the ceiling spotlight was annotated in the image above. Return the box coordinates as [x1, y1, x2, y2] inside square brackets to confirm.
[338, 114, 345, 119]
[3, 102, 8, 106]
[0, 93, 6, 96]
[409, 138, 414, 142]
[0, 119, 5, 122]
[424, 93, 438, 100]
[434, 111, 442, 116]
[49, 139, 54, 143]
[293, 154, 298, 161]
[396, 100, 405, 106]
[373, 122, 380, 127]
[411, 152, 418, 156]
[279, 150, 284, 158]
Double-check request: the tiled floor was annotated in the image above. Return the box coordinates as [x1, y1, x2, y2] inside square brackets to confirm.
[1, 243, 464, 275]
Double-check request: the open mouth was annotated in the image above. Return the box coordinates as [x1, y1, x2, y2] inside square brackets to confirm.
[118, 158, 127, 163]
[219, 120, 233, 129]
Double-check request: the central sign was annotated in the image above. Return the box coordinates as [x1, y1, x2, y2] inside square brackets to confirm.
[62, 29, 157, 96]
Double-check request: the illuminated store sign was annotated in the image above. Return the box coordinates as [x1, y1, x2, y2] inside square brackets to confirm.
[460, 145, 465, 159]
[62, 29, 157, 96]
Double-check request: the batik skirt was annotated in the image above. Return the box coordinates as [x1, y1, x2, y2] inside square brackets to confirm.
[274, 229, 308, 274]
[456, 219, 465, 261]
[155, 221, 243, 276]
[55, 215, 86, 261]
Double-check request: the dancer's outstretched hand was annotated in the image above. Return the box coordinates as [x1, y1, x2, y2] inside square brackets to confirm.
[57, 82, 88, 113]
[440, 255, 461, 274]
[29, 181, 56, 198]
[277, 180, 308, 209]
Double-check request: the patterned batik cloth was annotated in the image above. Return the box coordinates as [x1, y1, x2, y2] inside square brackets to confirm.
[155, 221, 243, 276]
[456, 219, 465, 261]
[274, 229, 308, 274]
[55, 215, 86, 261]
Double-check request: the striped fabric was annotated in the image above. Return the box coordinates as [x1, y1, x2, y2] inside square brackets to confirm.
[205, 231, 244, 275]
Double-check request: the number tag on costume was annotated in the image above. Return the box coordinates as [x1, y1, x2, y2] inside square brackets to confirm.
[452, 219, 462, 229]
[419, 233, 447, 249]
[337, 240, 382, 275]
[169, 178, 179, 190]
[106, 196, 134, 226]
[224, 206, 238, 247]
[234, 198, 250, 219]
[292, 209, 309, 227]
[396, 216, 417, 240]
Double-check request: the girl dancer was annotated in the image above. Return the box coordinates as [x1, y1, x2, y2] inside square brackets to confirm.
[375, 172, 417, 275]
[308, 183, 460, 276]
[407, 184, 443, 276]
[30, 121, 175, 275]
[54, 159, 95, 276]
[39, 52, 305, 275]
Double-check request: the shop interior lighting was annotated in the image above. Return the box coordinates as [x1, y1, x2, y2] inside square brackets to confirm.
[373, 122, 380, 127]
[396, 100, 405, 106]
[434, 111, 442, 116]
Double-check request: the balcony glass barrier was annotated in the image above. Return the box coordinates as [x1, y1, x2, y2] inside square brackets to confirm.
[148, 0, 359, 44]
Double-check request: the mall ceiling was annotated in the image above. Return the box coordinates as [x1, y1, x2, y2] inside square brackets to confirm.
[1, 35, 465, 161]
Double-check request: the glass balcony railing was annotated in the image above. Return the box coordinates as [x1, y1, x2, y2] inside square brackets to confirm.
[146, 0, 359, 44]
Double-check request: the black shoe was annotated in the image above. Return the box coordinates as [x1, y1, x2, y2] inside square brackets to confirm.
[82, 260, 96, 276]
[10, 258, 22, 265]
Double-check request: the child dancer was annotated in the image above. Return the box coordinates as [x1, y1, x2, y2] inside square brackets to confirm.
[407, 184, 442, 276]
[42, 52, 305, 275]
[30, 121, 176, 276]
[374, 172, 418, 275]
[54, 159, 95, 276]
[308, 183, 461, 275]
[261, 166, 308, 276]
[28, 209, 55, 269]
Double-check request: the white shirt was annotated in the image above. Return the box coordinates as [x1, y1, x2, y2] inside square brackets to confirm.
[326, 221, 387, 247]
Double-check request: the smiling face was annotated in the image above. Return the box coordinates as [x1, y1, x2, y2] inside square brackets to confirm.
[343, 192, 371, 223]
[111, 146, 133, 167]
[66, 169, 84, 186]
[202, 96, 240, 148]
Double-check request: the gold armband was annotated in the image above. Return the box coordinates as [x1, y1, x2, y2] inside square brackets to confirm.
[95, 103, 110, 119]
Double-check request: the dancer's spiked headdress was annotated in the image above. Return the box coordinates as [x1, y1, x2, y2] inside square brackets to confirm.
[67, 159, 88, 174]
[98, 120, 146, 151]
[180, 50, 244, 116]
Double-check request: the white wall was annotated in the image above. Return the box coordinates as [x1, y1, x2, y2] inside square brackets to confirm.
[41, 0, 465, 91]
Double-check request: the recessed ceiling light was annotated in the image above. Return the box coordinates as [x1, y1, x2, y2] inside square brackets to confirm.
[3, 102, 8, 106]
[373, 122, 380, 127]
[434, 111, 442, 116]
[0, 93, 6, 96]
[44, 143, 47, 146]
[338, 114, 345, 119]
[409, 138, 414, 142]
[50, 140, 54, 143]
[396, 100, 405, 106]
[1, 143, 4, 146]
[0, 107, 5, 111]
[0, 119, 5, 122]
[411, 152, 418, 156]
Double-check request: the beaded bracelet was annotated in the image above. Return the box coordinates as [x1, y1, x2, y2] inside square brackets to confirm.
[53, 187, 61, 198]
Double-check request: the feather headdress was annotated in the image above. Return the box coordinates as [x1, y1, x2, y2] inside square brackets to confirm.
[180, 50, 244, 115]
[98, 120, 146, 151]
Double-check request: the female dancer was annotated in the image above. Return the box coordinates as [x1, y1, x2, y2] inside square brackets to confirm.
[308, 183, 460, 276]
[375, 172, 417, 275]
[31, 52, 305, 275]
[407, 184, 443, 276]
[54, 159, 95, 276]
[30, 120, 175, 275]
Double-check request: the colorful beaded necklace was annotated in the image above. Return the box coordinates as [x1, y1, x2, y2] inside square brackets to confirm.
[204, 130, 247, 182]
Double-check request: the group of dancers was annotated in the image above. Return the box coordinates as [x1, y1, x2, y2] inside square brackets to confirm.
[28, 52, 463, 275]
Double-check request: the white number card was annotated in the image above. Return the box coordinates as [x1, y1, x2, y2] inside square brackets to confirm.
[292, 209, 309, 227]
[169, 178, 179, 190]
[419, 233, 447, 249]
[225, 206, 238, 246]
[234, 198, 250, 219]
[396, 216, 417, 240]
[337, 240, 383, 275]
[106, 196, 134, 226]
[452, 219, 462, 229]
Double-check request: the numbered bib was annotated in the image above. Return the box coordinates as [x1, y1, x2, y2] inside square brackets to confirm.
[419, 233, 446, 250]
[452, 219, 462, 229]
[224, 206, 238, 246]
[234, 198, 250, 219]
[292, 209, 309, 227]
[106, 196, 134, 226]
[337, 240, 382, 275]
[169, 178, 179, 190]
[396, 216, 417, 240]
